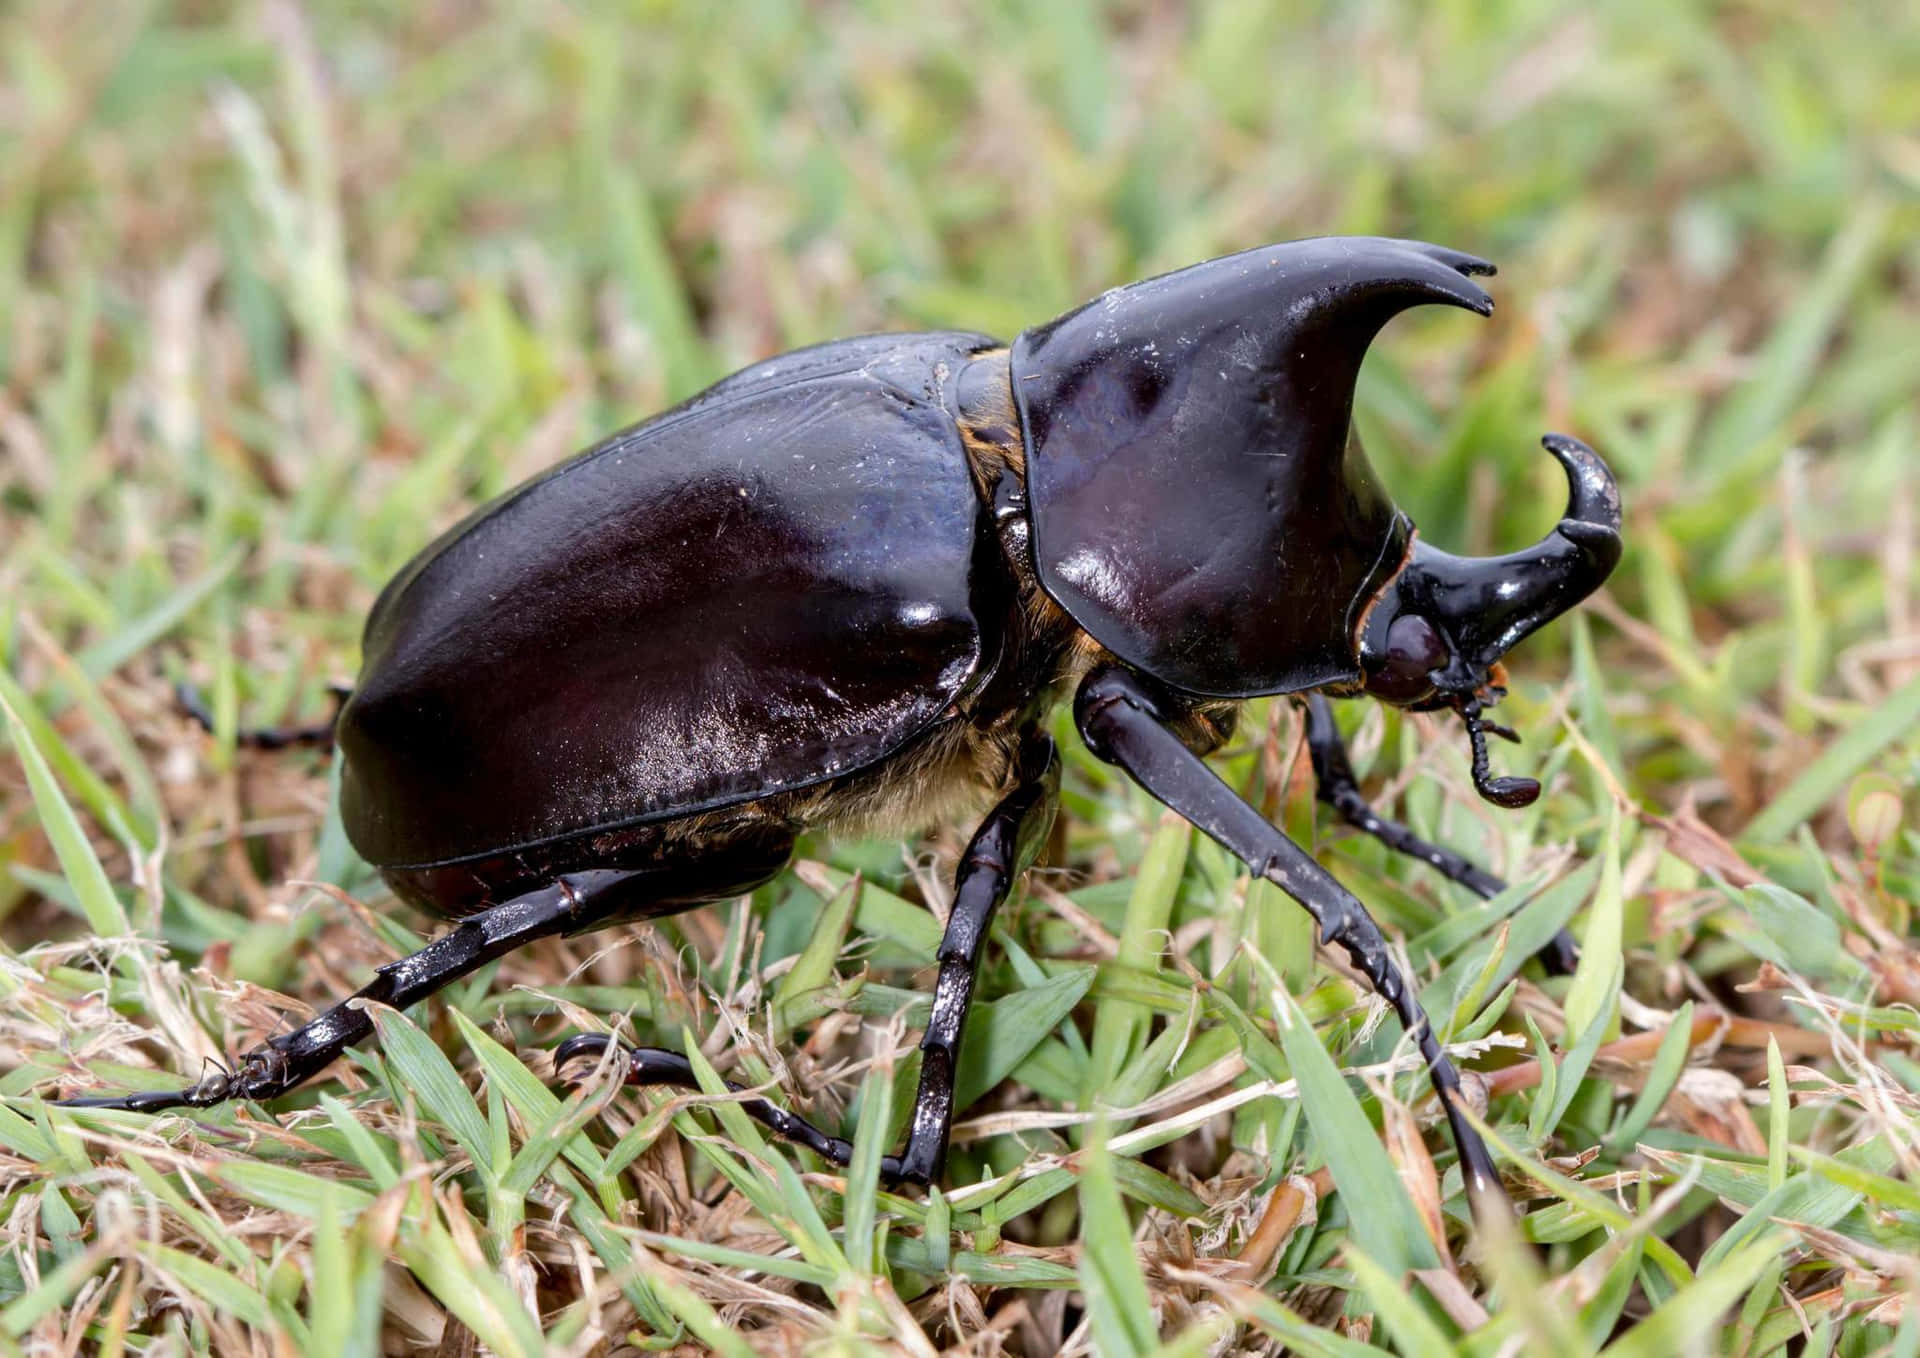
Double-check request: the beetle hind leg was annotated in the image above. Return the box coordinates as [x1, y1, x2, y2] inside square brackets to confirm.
[1302, 693, 1580, 976]
[59, 868, 664, 1114]
[177, 679, 349, 751]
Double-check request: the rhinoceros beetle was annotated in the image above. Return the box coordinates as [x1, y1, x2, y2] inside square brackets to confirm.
[64, 236, 1620, 1213]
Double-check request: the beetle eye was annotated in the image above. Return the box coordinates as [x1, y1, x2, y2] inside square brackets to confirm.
[1366, 614, 1449, 703]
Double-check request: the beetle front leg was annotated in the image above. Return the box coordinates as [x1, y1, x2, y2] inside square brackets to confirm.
[1076, 666, 1506, 1212]
[1302, 693, 1580, 976]
[564, 730, 1059, 1186]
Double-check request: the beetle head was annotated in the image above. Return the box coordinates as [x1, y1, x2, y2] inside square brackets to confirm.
[1357, 433, 1622, 807]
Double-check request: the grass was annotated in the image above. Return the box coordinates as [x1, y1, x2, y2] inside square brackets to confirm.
[2, 0, 1918, 1352]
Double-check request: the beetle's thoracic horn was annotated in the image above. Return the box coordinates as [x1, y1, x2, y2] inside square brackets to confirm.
[1403, 434, 1623, 669]
[1012, 236, 1504, 698]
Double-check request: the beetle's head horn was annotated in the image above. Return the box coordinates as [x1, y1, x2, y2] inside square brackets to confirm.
[1359, 434, 1622, 807]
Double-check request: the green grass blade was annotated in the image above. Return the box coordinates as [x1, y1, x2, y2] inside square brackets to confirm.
[1607, 1001, 1694, 1151]
[1766, 1036, 1789, 1191]
[1598, 1236, 1779, 1358]
[1346, 1246, 1458, 1356]
[1270, 975, 1437, 1275]
[1084, 814, 1190, 1099]
[75, 543, 246, 680]
[841, 1054, 893, 1275]
[367, 1005, 495, 1181]
[1077, 1120, 1159, 1358]
[678, 1033, 848, 1276]
[1, 688, 130, 934]
[447, 1010, 609, 1182]
[212, 1160, 375, 1221]
[955, 963, 1094, 1108]
[1742, 669, 1920, 843]
[1562, 805, 1624, 1042]
[1693, 199, 1890, 478]
[772, 869, 859, 1035]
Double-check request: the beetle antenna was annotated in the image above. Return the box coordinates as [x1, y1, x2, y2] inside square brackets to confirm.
[1480, 716, 1522, 744]
[1462, 703, 1539, 808]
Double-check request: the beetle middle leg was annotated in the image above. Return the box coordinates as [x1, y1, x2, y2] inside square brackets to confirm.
[1301, 692, 1580, 975]
[1076, 665, 1506, 1213]
[566, 729, 1059, 1185]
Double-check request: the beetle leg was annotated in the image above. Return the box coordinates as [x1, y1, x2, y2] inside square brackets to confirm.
[177, 680, 349, 750]
[1301, 693, 1580, 976]
[60, 869, 650, 1113]
[1075, 665, 1508, 1216]
[562, 730, 1059, 1187]
[555, 1036, 870, 1171]
[894, 728, 1058, 1184]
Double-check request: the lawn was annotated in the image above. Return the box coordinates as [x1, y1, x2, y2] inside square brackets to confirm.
[3, 1, 1919, 1353]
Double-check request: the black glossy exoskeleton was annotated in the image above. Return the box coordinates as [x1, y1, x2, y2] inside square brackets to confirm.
[65, 237, 1620, 1213]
